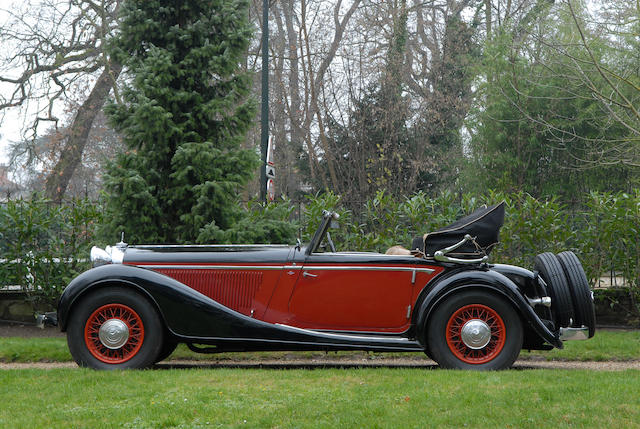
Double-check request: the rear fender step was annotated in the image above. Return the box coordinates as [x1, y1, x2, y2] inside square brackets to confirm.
[559, 326, 589, 341]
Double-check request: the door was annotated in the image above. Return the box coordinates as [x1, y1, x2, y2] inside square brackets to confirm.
[288, 255, 416, 332]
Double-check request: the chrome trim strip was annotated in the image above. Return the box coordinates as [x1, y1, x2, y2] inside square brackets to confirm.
[132, 264, 435, 274]
[134, 264, 287, 270]
[301, 266, 435, 274]
[313, 252, 416, 258]
[275, 323, 414, 342]
[131, 244, 291, 249]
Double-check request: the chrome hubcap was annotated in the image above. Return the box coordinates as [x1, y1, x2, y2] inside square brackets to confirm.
[460, 319, 491, 349]
[98, 319, 130, 349]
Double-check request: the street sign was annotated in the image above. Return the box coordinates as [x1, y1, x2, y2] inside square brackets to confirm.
[266, 164, 275, 179]
[267, 136, 275, 166]
[266, 178, 275, 202]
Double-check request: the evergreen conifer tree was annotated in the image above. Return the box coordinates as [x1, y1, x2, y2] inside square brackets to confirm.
[102, 0, 258, 244]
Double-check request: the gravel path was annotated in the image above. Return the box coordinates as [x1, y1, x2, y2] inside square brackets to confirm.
[2, 323, 638, 371]
[2, 358, 639, 371]
[0, 323, 65, 338]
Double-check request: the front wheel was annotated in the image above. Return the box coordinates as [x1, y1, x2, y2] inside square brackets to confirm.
[67, 287, 164, 369]
[427, 291, 523, 370]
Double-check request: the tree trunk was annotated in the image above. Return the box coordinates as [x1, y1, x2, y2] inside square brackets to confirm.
[485, 0, 492, 37]
[44, 63, 122, 202]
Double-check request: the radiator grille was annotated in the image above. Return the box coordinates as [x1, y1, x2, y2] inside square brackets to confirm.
[158, 269, 262, 315]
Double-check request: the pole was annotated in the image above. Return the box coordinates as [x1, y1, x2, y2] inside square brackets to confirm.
[260, 0, 269, 202]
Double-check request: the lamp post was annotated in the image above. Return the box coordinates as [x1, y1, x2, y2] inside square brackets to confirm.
[259, 0, 269, 202]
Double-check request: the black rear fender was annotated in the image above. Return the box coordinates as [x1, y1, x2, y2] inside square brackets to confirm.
[414, 267, 561, 349]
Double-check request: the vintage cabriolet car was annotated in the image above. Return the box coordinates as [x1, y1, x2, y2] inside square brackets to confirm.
[52, 203, 595, 370]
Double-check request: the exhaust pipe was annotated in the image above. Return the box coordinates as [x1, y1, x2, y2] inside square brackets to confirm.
[35, 312, 58, 329]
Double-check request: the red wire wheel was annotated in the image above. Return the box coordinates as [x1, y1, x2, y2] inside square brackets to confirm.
[445, 303, 506, 365]
[84, 303, 145, 364]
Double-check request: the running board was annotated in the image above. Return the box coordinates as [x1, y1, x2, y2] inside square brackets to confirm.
[176, 322, 425, 353]
[273, 324, 424, 351]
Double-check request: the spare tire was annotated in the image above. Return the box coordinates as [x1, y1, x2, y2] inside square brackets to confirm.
[534, 252, 574, 328]
[557, 251, 596, 338]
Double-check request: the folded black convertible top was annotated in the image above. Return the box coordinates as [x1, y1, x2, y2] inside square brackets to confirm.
[411, 202, 505, 258]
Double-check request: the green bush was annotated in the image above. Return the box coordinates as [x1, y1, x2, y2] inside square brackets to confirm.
[4, 190, 640, 319]
[211, 198, 299, 244]
[0, 197, 101, 309]
[300, 189, 640, 318]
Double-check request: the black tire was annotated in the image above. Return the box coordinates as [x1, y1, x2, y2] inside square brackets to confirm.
[427, 290, 523, 370]
[67, 287, 164, 370]
[155, 334, 178, 363]
[556, 251, 596, 338]
[534, 252, 574, 328]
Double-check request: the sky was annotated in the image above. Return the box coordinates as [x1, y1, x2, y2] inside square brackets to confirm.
[0, 1, 56, 167]
[0, 0, 92, 167]
[0, 4, 19, 165]
[0, 109, 21, 165]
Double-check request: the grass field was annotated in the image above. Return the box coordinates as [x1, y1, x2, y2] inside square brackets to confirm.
[1, 367, 639, 428]
[1, 329, 639, 363]
[1, 330, 639, 428]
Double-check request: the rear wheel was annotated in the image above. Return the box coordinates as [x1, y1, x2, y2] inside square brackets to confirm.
[67, 287, 164, 369]
[557, 251, 596, 338]
[534, 252, 574, 328]
[427, 291, 523, 370]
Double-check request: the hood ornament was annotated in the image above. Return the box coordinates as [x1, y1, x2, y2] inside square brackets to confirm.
[116, 231, 127, 250]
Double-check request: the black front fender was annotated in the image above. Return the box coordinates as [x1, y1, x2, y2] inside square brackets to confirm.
[414, 267, 561, 348]
[57, 264, 237, 336]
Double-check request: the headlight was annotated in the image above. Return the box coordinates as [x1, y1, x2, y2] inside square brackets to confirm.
[90, 245, 125, 267]
[90, 246, 112, 266]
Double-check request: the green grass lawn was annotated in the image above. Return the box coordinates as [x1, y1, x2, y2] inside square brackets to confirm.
[1, 329, 638, 363]
[1, 330, 639, 428]
[1, 367, 639, 428]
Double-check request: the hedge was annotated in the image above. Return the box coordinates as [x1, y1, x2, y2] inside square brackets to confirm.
[298, 190, 640, 318]
[2, 191, 639, 317]
[0, 198, 101, 308]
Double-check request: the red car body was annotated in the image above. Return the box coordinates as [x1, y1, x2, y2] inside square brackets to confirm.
[53, 207, 595, 370]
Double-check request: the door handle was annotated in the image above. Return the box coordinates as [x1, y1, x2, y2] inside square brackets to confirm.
[303, 271, 318, 278]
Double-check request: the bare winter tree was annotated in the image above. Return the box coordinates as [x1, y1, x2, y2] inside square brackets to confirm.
[8, 108, 124, 198]
[257, 0, 491, 199]
[488, 0, 640, 169]
[547, 0, 640, 167]
[0, 0, 122, 201]
[251, 0, 362, 196]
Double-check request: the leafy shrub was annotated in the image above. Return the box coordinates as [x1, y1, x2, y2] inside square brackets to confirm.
[4, 189, 640, 319]
[301, 189, 640, 317]
[0, 197, 101, 309]
[487, 192, 573, 267]
[208, 198, 299, 244]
